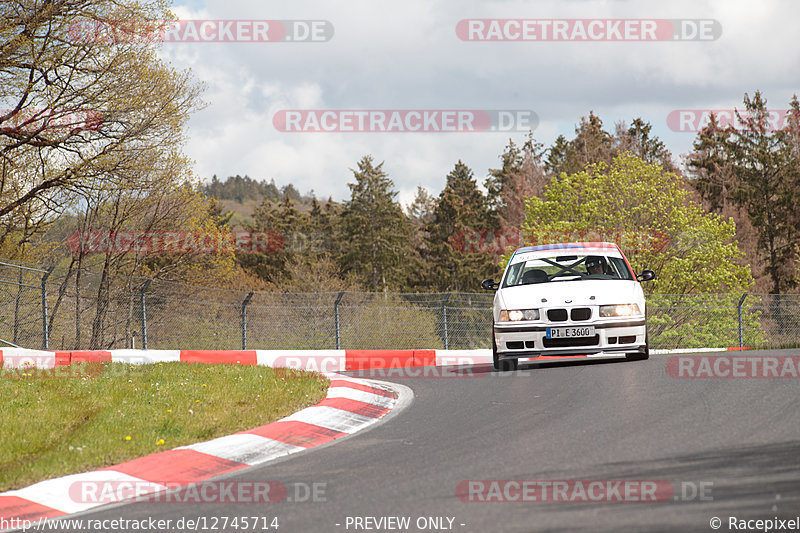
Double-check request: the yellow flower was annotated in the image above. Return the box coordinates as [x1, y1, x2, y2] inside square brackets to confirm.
[166, 409, 172, 413]
[156, 439, 165, 446]
[125, 435, 131, 441]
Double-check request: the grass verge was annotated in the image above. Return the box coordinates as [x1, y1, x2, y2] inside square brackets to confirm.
[0, 362, 328, 491]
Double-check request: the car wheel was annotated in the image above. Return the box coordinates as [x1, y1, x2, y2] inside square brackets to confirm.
[627, 334, 650, 361]
[492, 333, 500, 371]
[498, 357, 518, 372]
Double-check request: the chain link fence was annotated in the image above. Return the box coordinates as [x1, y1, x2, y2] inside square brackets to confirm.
[1, 259, 798, 351]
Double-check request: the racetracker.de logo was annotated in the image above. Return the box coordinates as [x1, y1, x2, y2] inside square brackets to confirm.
[667, 109, 800, 132]
[666, 356, 800, 379]
[450, 229, 670, 255]
[66, 231, 284, 255]
[456, 19, 721, 41]
[67, 19, 333, 43]
[0, 109, 103, 133]
[0, 362, 101, 379]
[272, 110, 538, 133]
[456, 480, 675, 502]
[69, 481, 287, 504]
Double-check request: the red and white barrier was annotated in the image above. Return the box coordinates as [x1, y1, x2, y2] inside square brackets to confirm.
[0, 346, 750, 375]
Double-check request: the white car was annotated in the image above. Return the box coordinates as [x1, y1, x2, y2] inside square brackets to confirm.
[482, 242, 655, 371]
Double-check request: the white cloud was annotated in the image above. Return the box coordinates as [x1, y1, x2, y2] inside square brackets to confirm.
[162, 0, 800, 205]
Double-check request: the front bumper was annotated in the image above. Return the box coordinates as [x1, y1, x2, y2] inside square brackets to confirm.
[494, 319, 647, 360]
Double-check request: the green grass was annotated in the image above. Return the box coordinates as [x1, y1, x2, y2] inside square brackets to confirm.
[0, 362, 328, 491]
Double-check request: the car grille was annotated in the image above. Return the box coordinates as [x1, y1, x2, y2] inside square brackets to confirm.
[543, 335, 600, 348]
[547, 309, 568, 322]
[570, 308, 591, 321]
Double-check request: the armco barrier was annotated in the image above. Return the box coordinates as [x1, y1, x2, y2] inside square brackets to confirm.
[0, 348, 495, 372]
[180, 349, 258, 365]
[0, 346, 748, 373]
[344, 349, 436, 370]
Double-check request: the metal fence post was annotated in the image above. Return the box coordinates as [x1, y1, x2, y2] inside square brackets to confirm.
[41, 266, 54, 349]
[13, 268, 22, 345]
[140, 279, 152, 350]
[737, 293, 747, 348]
[441, 293, 451, 350]
[241, 291, 254, 350]
[334, 291, 345, 349]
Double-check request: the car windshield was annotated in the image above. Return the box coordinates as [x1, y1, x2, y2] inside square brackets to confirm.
[502, 254, 633, 287]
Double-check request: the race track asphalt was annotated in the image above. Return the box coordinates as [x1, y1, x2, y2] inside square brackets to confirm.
[52, 349, 800, 533]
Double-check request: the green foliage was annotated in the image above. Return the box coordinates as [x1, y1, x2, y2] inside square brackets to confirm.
[512, 153, 761, 348]
[518, 152, 753, 295]
[646, 294, 764, 349]
[688, 91, 800, 293]
[239, 196, 314, 283]
[203, 175, 282, 204]
[545, 112, 613, 176]
[423, 161, 495, 291]
[339, 296, 443, 349]
[545, 113, 676, 177]
[338, 156, 414, 291]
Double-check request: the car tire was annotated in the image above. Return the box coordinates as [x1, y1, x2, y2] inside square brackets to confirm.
[498, 357, 518, 372]
[492, 333, 500, 371]
[493, 334, 518, 372]
[627, 334, 650, 361]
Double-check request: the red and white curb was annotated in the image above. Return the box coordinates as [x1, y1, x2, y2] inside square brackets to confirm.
[0, 346, 751, 376]
[0, 371, 410, 528]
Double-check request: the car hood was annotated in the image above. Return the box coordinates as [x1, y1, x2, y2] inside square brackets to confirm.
[497, 279, 642, 309]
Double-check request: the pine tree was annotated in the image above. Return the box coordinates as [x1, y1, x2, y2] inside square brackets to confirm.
[545, 112, 614, 177]
[688, 91, 800, 293]
[486, 133, 547, 228]
[338, 156, 413, 291]
[614, 118, 677, 173]
[424, 161, 496, 291]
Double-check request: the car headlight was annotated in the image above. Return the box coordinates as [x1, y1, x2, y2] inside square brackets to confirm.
[499, 309, 540, 322]
[599, 304, 641, 317]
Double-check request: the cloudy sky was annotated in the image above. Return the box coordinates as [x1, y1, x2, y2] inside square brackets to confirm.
[161, 0, 800, 206]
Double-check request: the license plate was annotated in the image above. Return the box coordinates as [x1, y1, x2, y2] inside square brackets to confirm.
[546, 326, 595, 339]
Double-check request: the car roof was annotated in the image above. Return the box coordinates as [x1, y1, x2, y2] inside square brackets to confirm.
[510, 242, 623, 259]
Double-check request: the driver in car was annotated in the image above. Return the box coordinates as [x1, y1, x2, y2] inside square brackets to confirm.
[586, 256, 607, 275]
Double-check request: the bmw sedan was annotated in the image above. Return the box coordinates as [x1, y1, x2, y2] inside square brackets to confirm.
[482, 242, 655, 371]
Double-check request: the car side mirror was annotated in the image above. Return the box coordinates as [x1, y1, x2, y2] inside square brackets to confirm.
[637, 270, 655, 282]
[481, 278, 499, 290]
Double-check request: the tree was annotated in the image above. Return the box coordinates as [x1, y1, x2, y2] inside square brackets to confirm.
[545, 112, 613, 177]
[614, 118, 678, 173]
[404, 186, 436, 286]
[54, 168, 243, 349]
[545, 114, 675, 178]
[686, 114, 738, 212]
[424, 160, 495, 291]
[406, 186, 436, 228]
[338, 156, 413, 291]
[519, 152, 753, 295]
[0, 0, 202, 246]
[687, 91, 800, 293]
[486, 133, 547, 228]
[239, 194, 313, 283]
